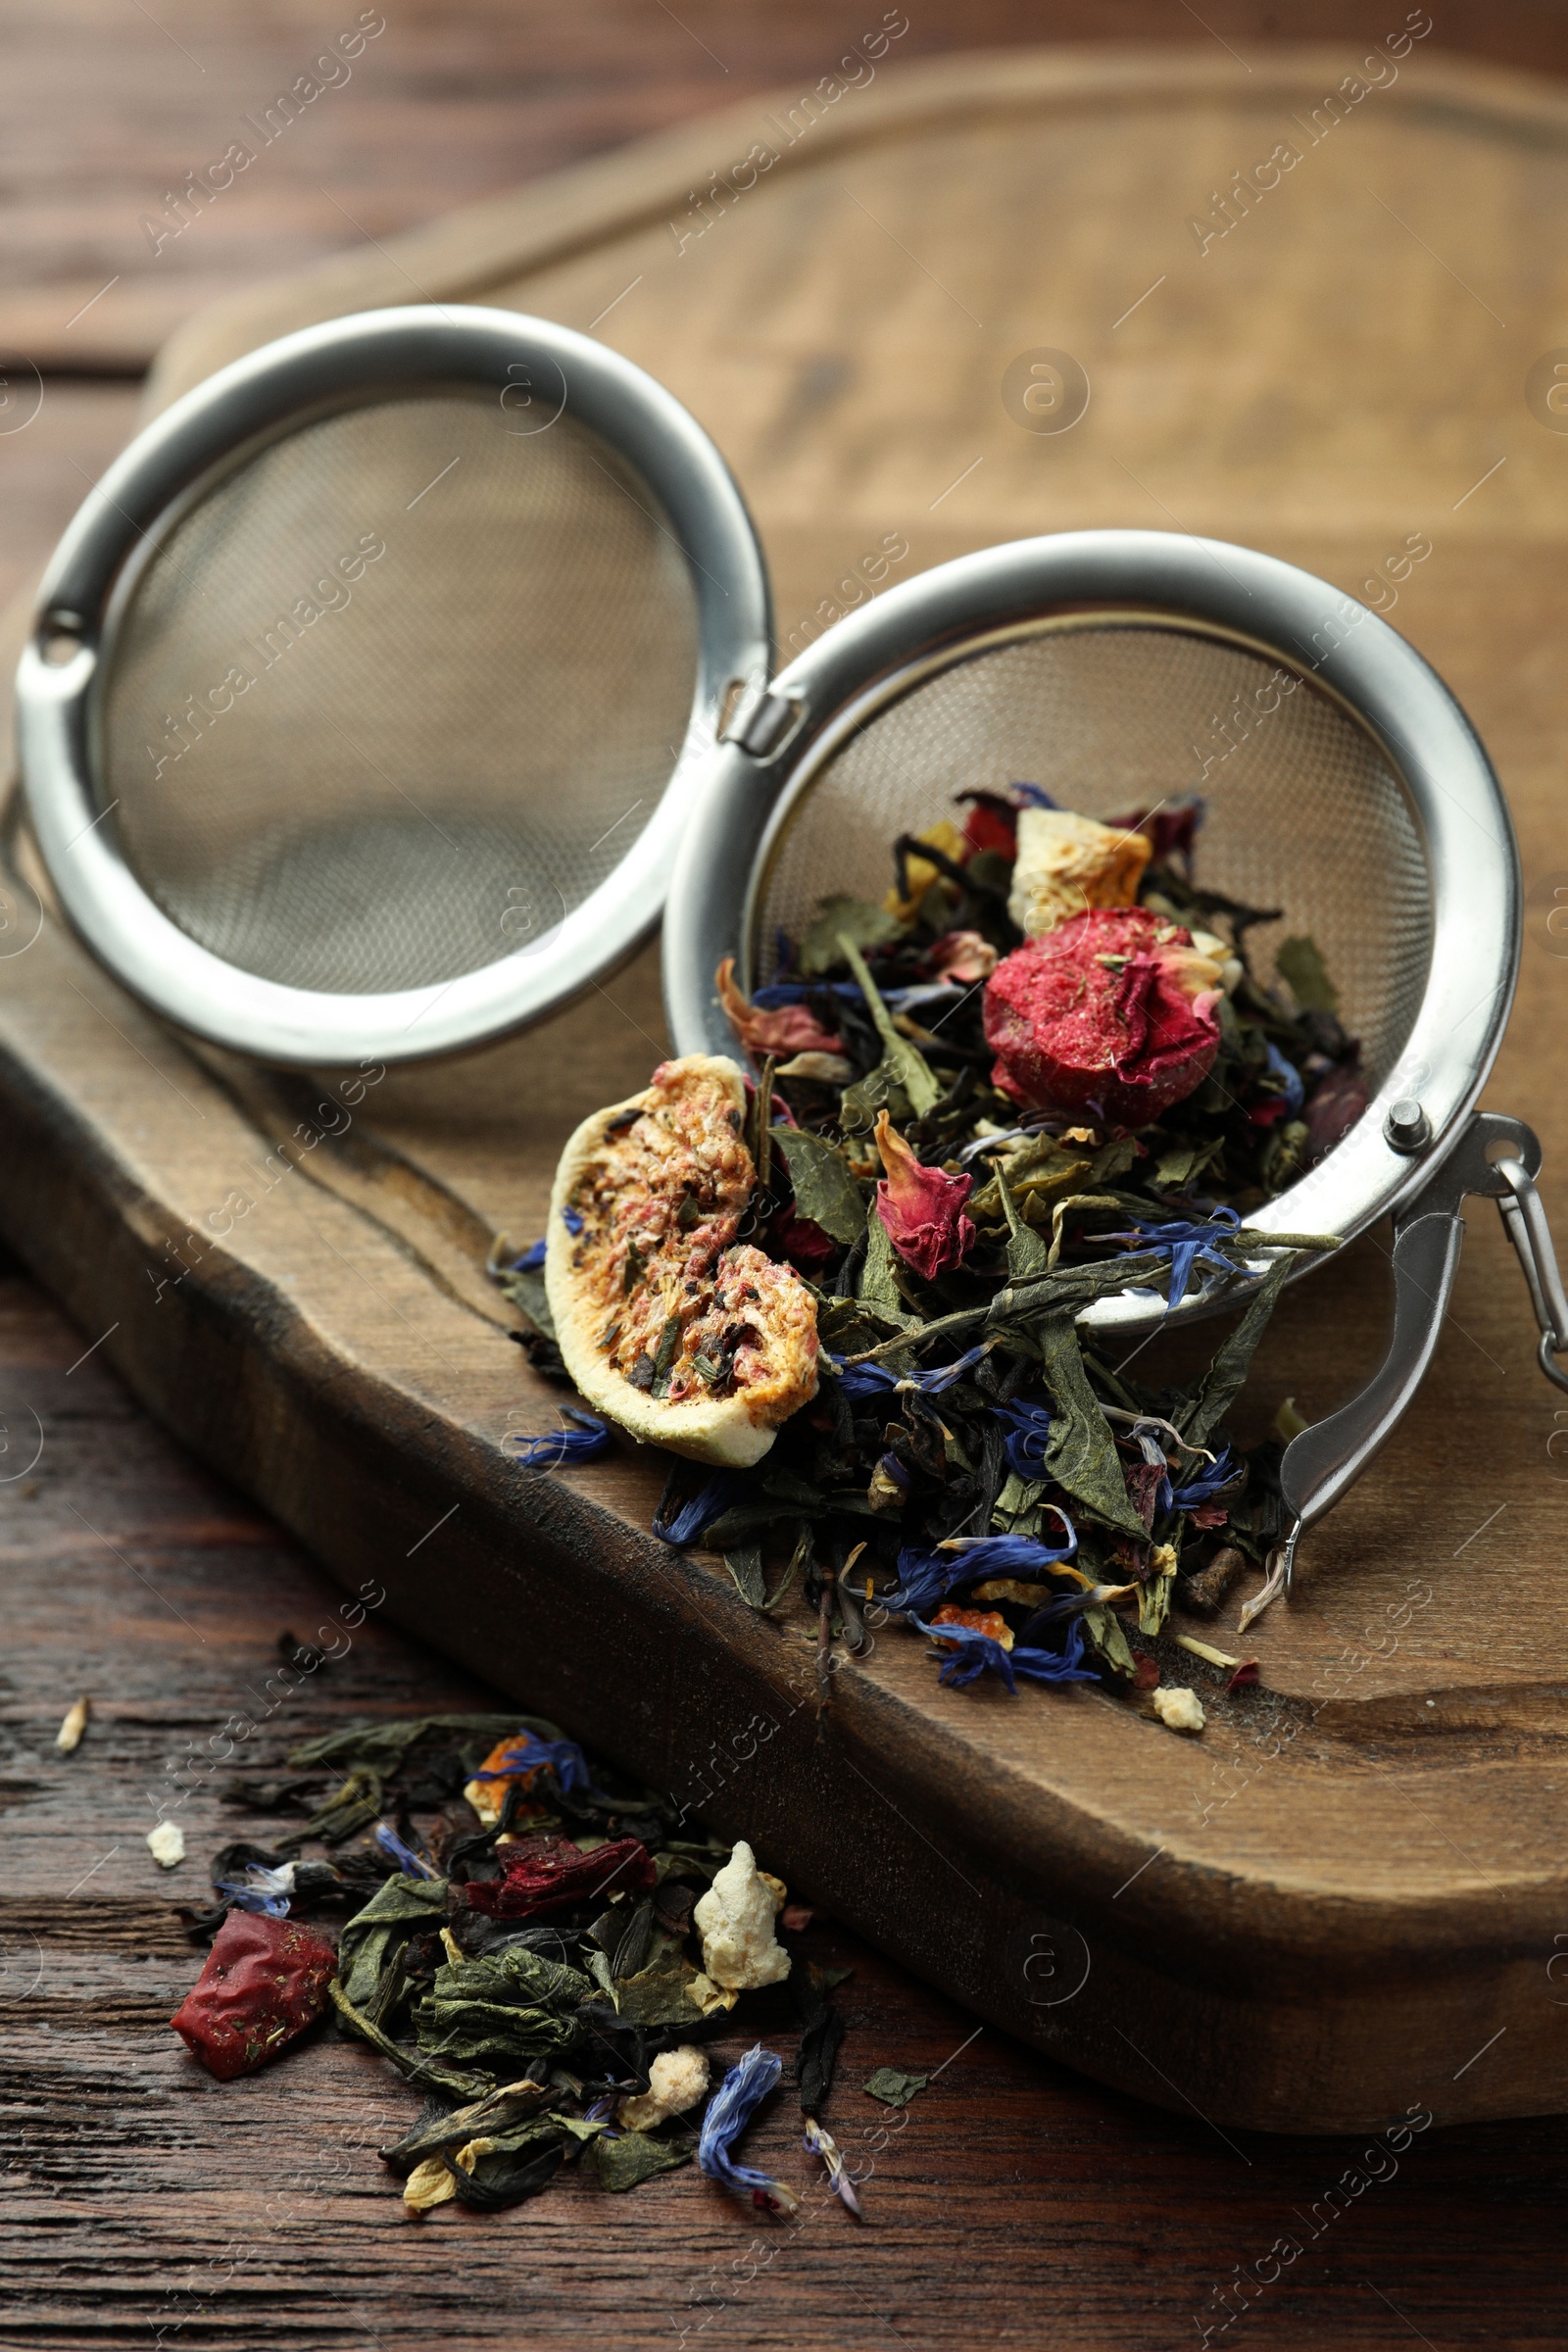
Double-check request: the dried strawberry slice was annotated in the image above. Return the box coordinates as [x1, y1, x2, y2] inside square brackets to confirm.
[170, 1911, 337, 2081]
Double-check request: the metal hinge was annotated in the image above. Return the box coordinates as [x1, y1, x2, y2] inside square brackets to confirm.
[719, 683, 806, 760]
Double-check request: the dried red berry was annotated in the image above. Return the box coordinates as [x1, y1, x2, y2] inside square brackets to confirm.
[170, 1910, 336, 2081]
[983, 906, 1222, 1126]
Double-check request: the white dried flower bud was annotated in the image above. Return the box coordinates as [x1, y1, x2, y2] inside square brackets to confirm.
[147, 1819, 185, 1867]
[1152, 1685, 1206, 1736]
[617, 2043, 710, 2131]
[692, 1839, 792, 1988]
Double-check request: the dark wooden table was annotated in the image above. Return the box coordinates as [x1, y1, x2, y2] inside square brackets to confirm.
[5, 6, 1568, 2345]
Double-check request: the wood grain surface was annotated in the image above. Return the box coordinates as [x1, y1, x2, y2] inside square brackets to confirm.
[12, 34, 1568, 2131]
[4, 1262, 1567, 2352]
[6, 6, 1568, 2339]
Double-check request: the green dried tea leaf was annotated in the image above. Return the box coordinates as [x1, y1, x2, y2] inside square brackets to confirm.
[328, 1979, 495, 2102]
[998, 1166, 1053, 1283]
[991, 1470, 1047, 1535]
[609, 1955, 706, 2028]
[770, 1126, 867, 1246]
[1032, 1315, 1150, 1541]
[800, 894, 906, 977]
[497, 1264, 556, 1337]
[858, 1213, 918, 1333]
[338, 1874, 450, 2010]
[1082, 1603, 1137, 1677]
[411, 1940, 591, 2070]
[722, 1543, 767, 1608]
[1275, 933, 1339, 1013]
[1180, 1253, 1295, 1446]
[863, 2066, 928, 2107]
[296, 1764, 384, 1845]
[449, 2118, 572, 2210]
[1088, 1136, 1139, 1187]
[838, 935, 941, 1116]
[289, 1713, 551, 1775]
[840, 1057, 911, 1138]
[591, 2129, 694, 2191]
[1139, 1560, 1176, 1638]
[414, 1993, 580, 2070]
[380, 2079, 555, 2177]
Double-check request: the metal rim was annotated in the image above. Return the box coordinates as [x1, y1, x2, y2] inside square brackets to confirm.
[662, 528, 1520, 1338]
[17, 305, 771, 1066]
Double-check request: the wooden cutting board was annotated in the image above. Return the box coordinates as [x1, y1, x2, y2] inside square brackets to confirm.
[4, 42, 1568, 2133]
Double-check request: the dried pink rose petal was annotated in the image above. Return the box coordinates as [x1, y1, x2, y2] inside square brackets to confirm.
[872, 1110, 974, 1281]
[716, 958, 842, 1059]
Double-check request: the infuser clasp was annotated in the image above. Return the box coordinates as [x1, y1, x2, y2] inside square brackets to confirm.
[1494, 1153, 1568, 1395]
[1251, 1111, 1556, 1629]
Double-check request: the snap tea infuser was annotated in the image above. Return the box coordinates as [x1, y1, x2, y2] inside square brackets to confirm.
[662, 535, 1568, 1596]
[17, 306, 770, 1066]
[17, 304, 1568, 1582]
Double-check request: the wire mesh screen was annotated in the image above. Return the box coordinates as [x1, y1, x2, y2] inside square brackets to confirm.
[753, 621, 1432, 1091]
[97, 391, 699, 994]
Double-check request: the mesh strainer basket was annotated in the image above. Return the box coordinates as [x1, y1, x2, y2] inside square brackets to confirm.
[17, 309, 1568, 1580]
[17, 306, 769, 1063]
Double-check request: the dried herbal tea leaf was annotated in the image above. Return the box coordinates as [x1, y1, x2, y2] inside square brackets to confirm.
[337, 1874, 450, 2010]
[723, 1543, 768, 1608]
[591, 2129, 694, 2192]
[611, 1956, 707, 2028]
[770, 1126, 867, 1246]
[800, 894, 905, 976]
[1030, 1316, 1150, 1541]
[1179, 1253, 1295, 1447]
[839, 936, 941, 1116]
[1275, 933, 1339, 1013]
[863, 2066, 928, 2108]
[380, 2079, 555, 2176]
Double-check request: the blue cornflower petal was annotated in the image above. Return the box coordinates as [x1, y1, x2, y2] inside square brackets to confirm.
[908, 1614, 1018, 1692]
[517, 1237, 548, 1270]
[373, 1822, 437, 1879]
[469, 1728, 591, 1797]
[652, 1470, 748, 1545]
[1169, 1444, 1243, 1508]
[561, 1204, 585, 1236]
[827, 1344, 990, 1405]
[994, 1397, 1055, 1480]
[213, 1860, 297, 1917]
[1113, 1206, 1243, 1310]
[1011, 1616, 1099, 1685]
[506, 1409, 611, 1469]
[699, 2044, 799, 2213]
[750, 981, 865, 1009]
[1264, 1042, 1305, 1115]
[1011, 782, 1059, 808]
[941, 1519, 1077, 1574]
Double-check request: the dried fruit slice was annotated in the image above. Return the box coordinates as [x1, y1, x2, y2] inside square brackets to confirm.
[545, 1054, 818, 1466]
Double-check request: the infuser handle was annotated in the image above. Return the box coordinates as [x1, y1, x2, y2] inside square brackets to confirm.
[1493, 1154, 1568, 1393]
[1257, 1111, 1549, 1621]
[1277, 1204, 1462, 1538]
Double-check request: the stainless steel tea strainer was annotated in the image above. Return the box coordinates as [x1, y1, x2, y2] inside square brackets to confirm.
[662, 531, 1568, 1594]
[17, 305, 770, 1064]
[17, 305, 1568, 1584]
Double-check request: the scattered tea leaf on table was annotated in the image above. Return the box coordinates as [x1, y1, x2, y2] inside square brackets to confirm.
[863, 2066, 928, 2107]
